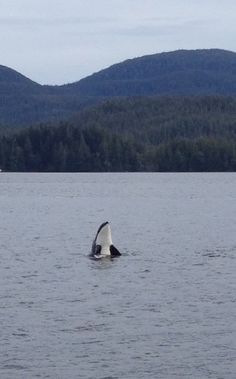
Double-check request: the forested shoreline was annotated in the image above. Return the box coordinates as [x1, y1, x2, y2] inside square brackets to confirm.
[1, 96, 236, 172]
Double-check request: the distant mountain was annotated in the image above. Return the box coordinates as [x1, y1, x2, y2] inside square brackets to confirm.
[64, 49, 236, 97]
[1, 49, 236, 127]
[0, 65, 96, 127]
[0, 65, 41, 94]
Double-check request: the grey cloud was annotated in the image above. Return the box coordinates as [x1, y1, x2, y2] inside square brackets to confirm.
[0, 16, 113, 27]
[103, 19, 211, 37]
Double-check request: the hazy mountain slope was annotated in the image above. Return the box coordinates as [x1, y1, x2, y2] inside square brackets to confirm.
[0, 65, 97, 127]
[1, 49, 236, 126]
[0, 65, 41, 94]
[64, 49, 236, 96]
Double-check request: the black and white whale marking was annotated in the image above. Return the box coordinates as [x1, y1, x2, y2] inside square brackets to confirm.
[90, 222, 121, 259]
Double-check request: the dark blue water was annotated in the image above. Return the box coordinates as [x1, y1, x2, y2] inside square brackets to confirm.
[0, 173, 236, 378]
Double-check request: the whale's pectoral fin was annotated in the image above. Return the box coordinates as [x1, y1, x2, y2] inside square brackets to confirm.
[110, 245, 121, 257]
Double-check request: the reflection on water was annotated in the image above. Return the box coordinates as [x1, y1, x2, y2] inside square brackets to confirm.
[0, 173, 236, 379]
[88, 256, 118, 270]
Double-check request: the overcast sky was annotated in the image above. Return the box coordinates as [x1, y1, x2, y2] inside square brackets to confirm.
[1, 0, 236, 84]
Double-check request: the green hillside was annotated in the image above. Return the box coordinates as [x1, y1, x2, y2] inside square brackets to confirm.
[1, 96, 236, 172]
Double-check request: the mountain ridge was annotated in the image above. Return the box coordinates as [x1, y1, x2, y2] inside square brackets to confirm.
[1, 48, 236, 126]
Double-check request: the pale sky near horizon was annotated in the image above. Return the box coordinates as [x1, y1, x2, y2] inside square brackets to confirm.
[0, 0, 236, 85]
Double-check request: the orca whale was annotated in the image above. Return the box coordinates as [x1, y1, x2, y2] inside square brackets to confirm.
[90, 222, 121, 259]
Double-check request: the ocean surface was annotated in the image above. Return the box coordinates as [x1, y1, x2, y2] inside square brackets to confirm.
[0, 173, 236, 379]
